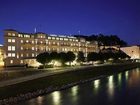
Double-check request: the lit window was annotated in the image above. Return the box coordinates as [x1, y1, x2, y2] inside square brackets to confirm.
[12, 46, 15, 51]
[8, 53, 11, 57]
[8, 33, 11, 35]
[12, 39, 15, 42]
[8, 46, 11, 51]
[12, 33, 15, 36]
[21, 54, 23, 57]
[26, 53, 29, 57]
[64, 38, 68, 41]
[69, 39, 72, 41]
[56, 37, 59, 40]
[52, 37, 55, 40]
[60, 38, 63, 40]
[12, 53, 15, 57]
[32, 53, 34, 57]
[10, 60, 13, 64]
[32, 41, 34, 44]
[32, 47, 34, 50]
[8, 39, 11, 42]
[21, 47, 23, 50]
[21, 40, 23, 43]
[18, 34, 23, 37]
[20, 60, 23, 64]
[26, 40, 29, 43]
[48, 37, 51, 39]
[40, 41, 43, 44]
[24, 35, 30, 38]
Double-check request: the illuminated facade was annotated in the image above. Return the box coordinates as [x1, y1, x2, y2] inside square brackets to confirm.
[0, 44, 5, 67]
[4, 29, 98, 66]
[121, 45, 140, 60]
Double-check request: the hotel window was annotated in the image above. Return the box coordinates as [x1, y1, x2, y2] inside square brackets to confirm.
[53, 42, 55, 44]
[20, 60, 23, 64]
[21, 40, 23, 43]
[21, 54, 23, 57]
[52, 37, 55, 40]
[32, 47, 34, 50]
[32, 41, 34, 44]
[8, 39, 15, 43]
[8, 46, 11, 51]
[8, 53, 11, 57]
[10, 60, 13, 64]
[40, 41, 43, 44]
[56, 37, 59, 40]
[8, 33, 11, 36]
[8, 39, 11, 42]
[69, 39, 72, 41]
[12, 39, 15, 42]
[11, 53, 15, 57]
[60, 38, 63, 40]
[32, 53, 35, 57]
[26, 40, 29, 43]
[12, 33, 16, 36]
[64, 38, 68, 41]
[26, 53, 29, 57]
[48, 37, 51, 39]
[24, 35, 30, 38]
[12, 46, 15, 51]
[21, 47, 23, 50]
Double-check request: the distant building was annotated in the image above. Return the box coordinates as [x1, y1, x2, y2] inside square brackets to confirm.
[4, 29, 98, 67]
[121, 45, 140, 60]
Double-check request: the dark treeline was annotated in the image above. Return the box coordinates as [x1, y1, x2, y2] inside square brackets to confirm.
[74, 34, 127, 47]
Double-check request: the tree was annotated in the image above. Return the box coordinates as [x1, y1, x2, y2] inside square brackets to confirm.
[87, 52, 100, 62]
[50, 51, 58, 61]
[67, 51, 76, 65]
[36, 52, 50, 68]
[77, 51, 85, 63]
[58, 52, 68, 65]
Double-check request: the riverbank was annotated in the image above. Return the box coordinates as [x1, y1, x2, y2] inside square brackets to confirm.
[0, 62, 140, 105]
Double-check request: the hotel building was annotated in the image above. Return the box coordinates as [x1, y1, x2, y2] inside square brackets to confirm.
[4, 29, 98, 67]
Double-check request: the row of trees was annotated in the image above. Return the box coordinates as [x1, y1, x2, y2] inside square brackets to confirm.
[74, 34, 127, 47]
[36, 50, 130, 67]
[36, 51, 76, 67]
[87, 51, 130, 62]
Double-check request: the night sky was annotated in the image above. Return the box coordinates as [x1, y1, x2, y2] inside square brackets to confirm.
[0, 0, 140, 45]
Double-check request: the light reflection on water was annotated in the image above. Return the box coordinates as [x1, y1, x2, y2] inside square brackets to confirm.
[51, 91, 61, 105]
[108, 75, 114, 99]
[19, 68, 140, 105]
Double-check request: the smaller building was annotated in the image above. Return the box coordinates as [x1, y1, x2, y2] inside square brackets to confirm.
[121, 45, 140, 60]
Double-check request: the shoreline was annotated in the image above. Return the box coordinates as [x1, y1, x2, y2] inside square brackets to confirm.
[0, 62, 140, 105]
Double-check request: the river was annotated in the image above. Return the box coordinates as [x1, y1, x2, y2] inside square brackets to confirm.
[18, 68, 140, 105]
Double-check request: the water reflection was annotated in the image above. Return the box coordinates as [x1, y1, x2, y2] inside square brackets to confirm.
[36, 96, 43, 105]
[71, 86, 79, 104]
[51, 91, 61, 105]
[71, 85, 78, 96]
[118, 73, 122, 86]
[125, 71, 129, 80]
[108, 75, 114, 99]
[94, 79, 100, 89]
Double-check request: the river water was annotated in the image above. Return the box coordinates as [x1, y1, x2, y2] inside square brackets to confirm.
[19, 68, 140, 105]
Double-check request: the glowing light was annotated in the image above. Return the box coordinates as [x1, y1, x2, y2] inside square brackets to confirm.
[52, 91, 61, 105]
[94, 79, 100, 89]
[125, 71, 129, 80]
[108, 75, 114, 99]
[71, 86, 78, 96]
[37, 96, 43, 104]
